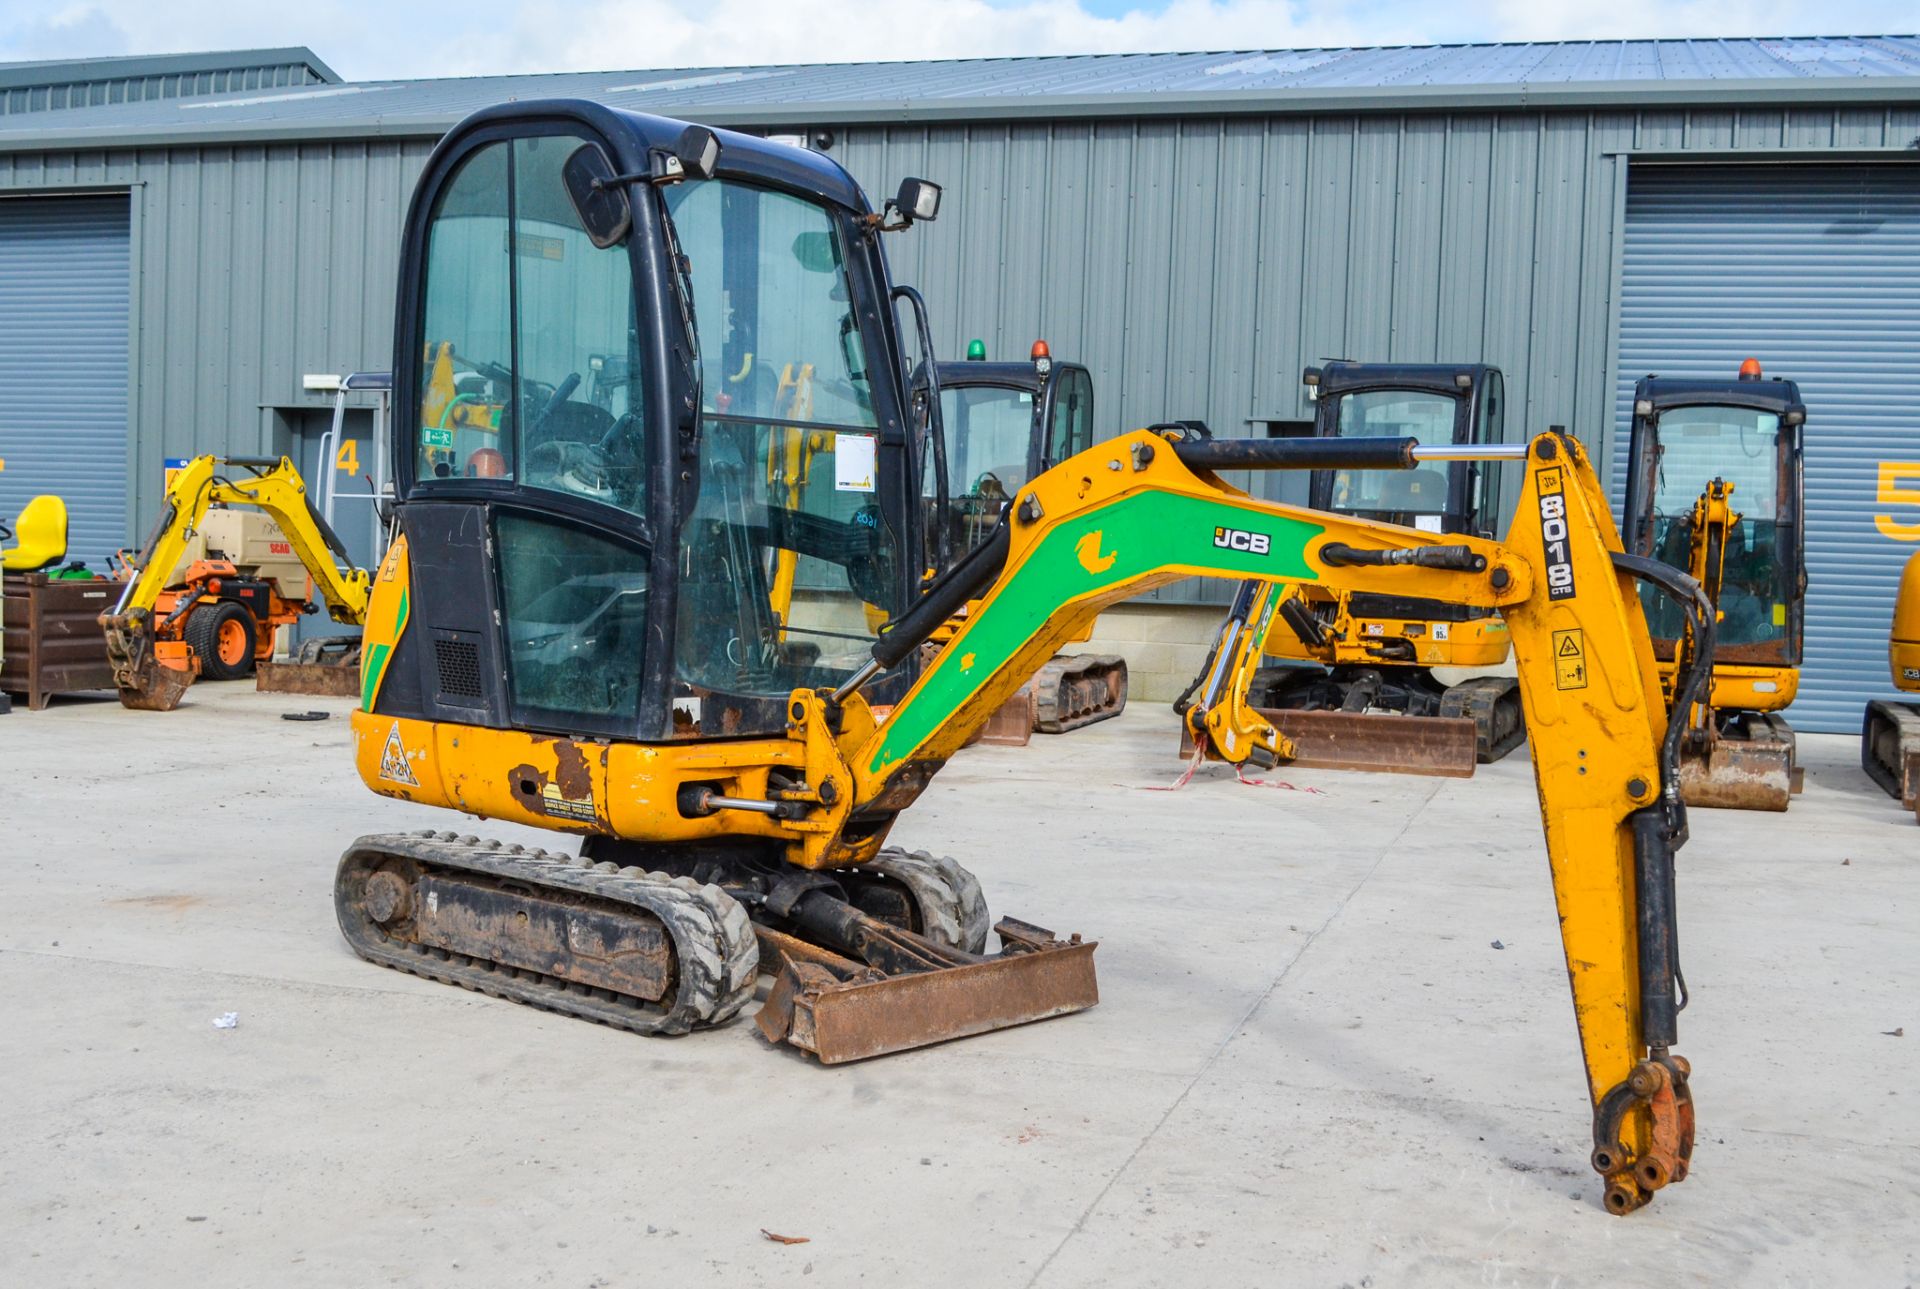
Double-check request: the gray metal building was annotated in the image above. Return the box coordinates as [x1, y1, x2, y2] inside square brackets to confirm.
[0, 38, 1915, 728]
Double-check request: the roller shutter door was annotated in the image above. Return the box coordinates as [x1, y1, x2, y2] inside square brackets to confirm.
[0, 195, 131, 571]
[1614, 164, 1920, 734]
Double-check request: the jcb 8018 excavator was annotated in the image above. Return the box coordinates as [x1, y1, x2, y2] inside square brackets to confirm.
[1180, 362, 1521, 775]
[914, 342, 1126, 734]
[1622, 362, 1807, 810]
[100, 455, 372, 710]
[339, 102, 1709, 1215]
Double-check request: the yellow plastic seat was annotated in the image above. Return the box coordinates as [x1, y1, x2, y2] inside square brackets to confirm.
[1, 495, 68, 572]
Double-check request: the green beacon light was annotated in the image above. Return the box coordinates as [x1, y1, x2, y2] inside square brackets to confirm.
[966, 339, 987, 361]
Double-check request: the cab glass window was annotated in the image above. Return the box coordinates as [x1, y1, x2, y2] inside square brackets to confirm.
[415, 135, 647, 519]
[1328, 390, 1456, 526]
[924, 382, 1033, 562]
[1642, 406, 1787, 650]
[497, 512, 648, 730]
[661, 179, 904, 735]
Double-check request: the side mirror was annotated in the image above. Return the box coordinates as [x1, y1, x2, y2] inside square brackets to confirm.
[893, 178, 941, 224]
[562, 144, 633, 249]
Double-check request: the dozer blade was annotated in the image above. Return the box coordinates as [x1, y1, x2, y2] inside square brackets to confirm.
[1862, 700, 1920, 809]
[256, 660, 358, 697]
[1262, 708, 1478, 777]
[755, 916, 1098, 1064]
[1678, 712, 1798, 812]
[1032, 653, 1128, 733]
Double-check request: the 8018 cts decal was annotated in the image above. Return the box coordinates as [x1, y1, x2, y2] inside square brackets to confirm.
[1535, 467, 1576, 601]
[1214, 526, 1272, 556]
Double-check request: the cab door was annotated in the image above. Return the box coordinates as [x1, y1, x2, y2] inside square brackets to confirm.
[1039, 364, 1095, 472]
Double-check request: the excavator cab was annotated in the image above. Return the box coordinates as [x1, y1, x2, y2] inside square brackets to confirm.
[1184, 362, 1524, 771]
[1622, 364, 1806, 809]
[908, 344, 1124, 734]
[363, 109, 933, 744]
[912, 342, 1096, 571]
[1305, 361, 1508, 537]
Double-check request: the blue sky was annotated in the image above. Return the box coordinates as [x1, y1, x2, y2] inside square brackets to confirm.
[3, 1, 1916, 81]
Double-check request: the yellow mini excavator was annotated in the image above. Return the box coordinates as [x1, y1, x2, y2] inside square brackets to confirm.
[1864, 549, 1920, 817]
[101, 455, 372, 710]
[336, 103, 1711, 1216]
[1180, 362, 1519, 775]
[1622, 362, 1807, 810]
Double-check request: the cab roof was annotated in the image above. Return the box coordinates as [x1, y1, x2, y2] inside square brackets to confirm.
[1633, 374, 1806, 417]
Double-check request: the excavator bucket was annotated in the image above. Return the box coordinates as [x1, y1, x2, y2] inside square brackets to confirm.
[1862, 700, 1920, 811]
[1677, 712, 1800, 812]
[754, 917, 1099, 1064]
[99, 615, 195, 711]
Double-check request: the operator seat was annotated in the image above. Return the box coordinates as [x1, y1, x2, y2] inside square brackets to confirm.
[0, 495, 68, 572]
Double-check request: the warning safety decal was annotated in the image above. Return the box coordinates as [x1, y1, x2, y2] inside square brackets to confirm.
[379, 723, 420, 786]
[1552, 629, 1588, 691]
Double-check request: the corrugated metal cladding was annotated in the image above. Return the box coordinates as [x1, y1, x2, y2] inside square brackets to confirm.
[0, 195, 130, 567]
[0, 140, 439, 526]
[1614, 163, 1920, 734]
[2, 102, 1918, 599]
[828, 106, 1920, 603]
[0, 61, 330, 117]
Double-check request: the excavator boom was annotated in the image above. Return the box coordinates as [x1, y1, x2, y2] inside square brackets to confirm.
[102, 455, 372, 709]
[771, 426, 1697, 1213]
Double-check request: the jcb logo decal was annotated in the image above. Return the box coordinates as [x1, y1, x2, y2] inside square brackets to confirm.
[1213, 526, 1271, 556]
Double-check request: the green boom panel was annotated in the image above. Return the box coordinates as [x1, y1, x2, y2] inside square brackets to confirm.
[870, 489, 1324, 773]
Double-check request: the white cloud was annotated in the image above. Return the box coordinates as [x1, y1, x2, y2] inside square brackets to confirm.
[1, 0, 1914, 81]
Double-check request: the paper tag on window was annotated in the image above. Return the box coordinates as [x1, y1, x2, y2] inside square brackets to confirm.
[835, 434, 877, 492]
[1414, 514, 1443, 533]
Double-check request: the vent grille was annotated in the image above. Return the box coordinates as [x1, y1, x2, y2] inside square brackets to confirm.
[433, 636, 483, 700]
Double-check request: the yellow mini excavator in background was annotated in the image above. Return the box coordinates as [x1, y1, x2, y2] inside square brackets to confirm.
[1180, 361, 1520, 775]
[1622, 362, 1807, 810]
[913, 341, 1125, 734]
[101, 455, 372, 710]
[1864, 549, 1920, 817]
[336, 103, 1711, 1215]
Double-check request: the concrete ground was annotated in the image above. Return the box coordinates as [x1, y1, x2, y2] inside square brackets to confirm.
[1, 685, 1915, 1288]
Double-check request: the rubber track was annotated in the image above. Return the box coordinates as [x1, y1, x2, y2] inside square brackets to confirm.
[860, 848, 990, 955]
[1440, 676, 1526, 763]
[336, 831, 759, 1036]
[1032, 654, 1129, 733]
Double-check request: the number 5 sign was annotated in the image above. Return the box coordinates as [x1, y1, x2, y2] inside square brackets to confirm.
[1876, 463, 1920, 541]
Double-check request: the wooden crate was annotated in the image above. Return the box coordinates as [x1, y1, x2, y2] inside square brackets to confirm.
[1, 574, 118, 711]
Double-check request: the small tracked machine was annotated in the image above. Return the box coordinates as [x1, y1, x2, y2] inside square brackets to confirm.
[339, 102, 1713, 1214]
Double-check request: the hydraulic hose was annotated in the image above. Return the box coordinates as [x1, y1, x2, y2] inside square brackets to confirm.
[868, 519, 1012, 671]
